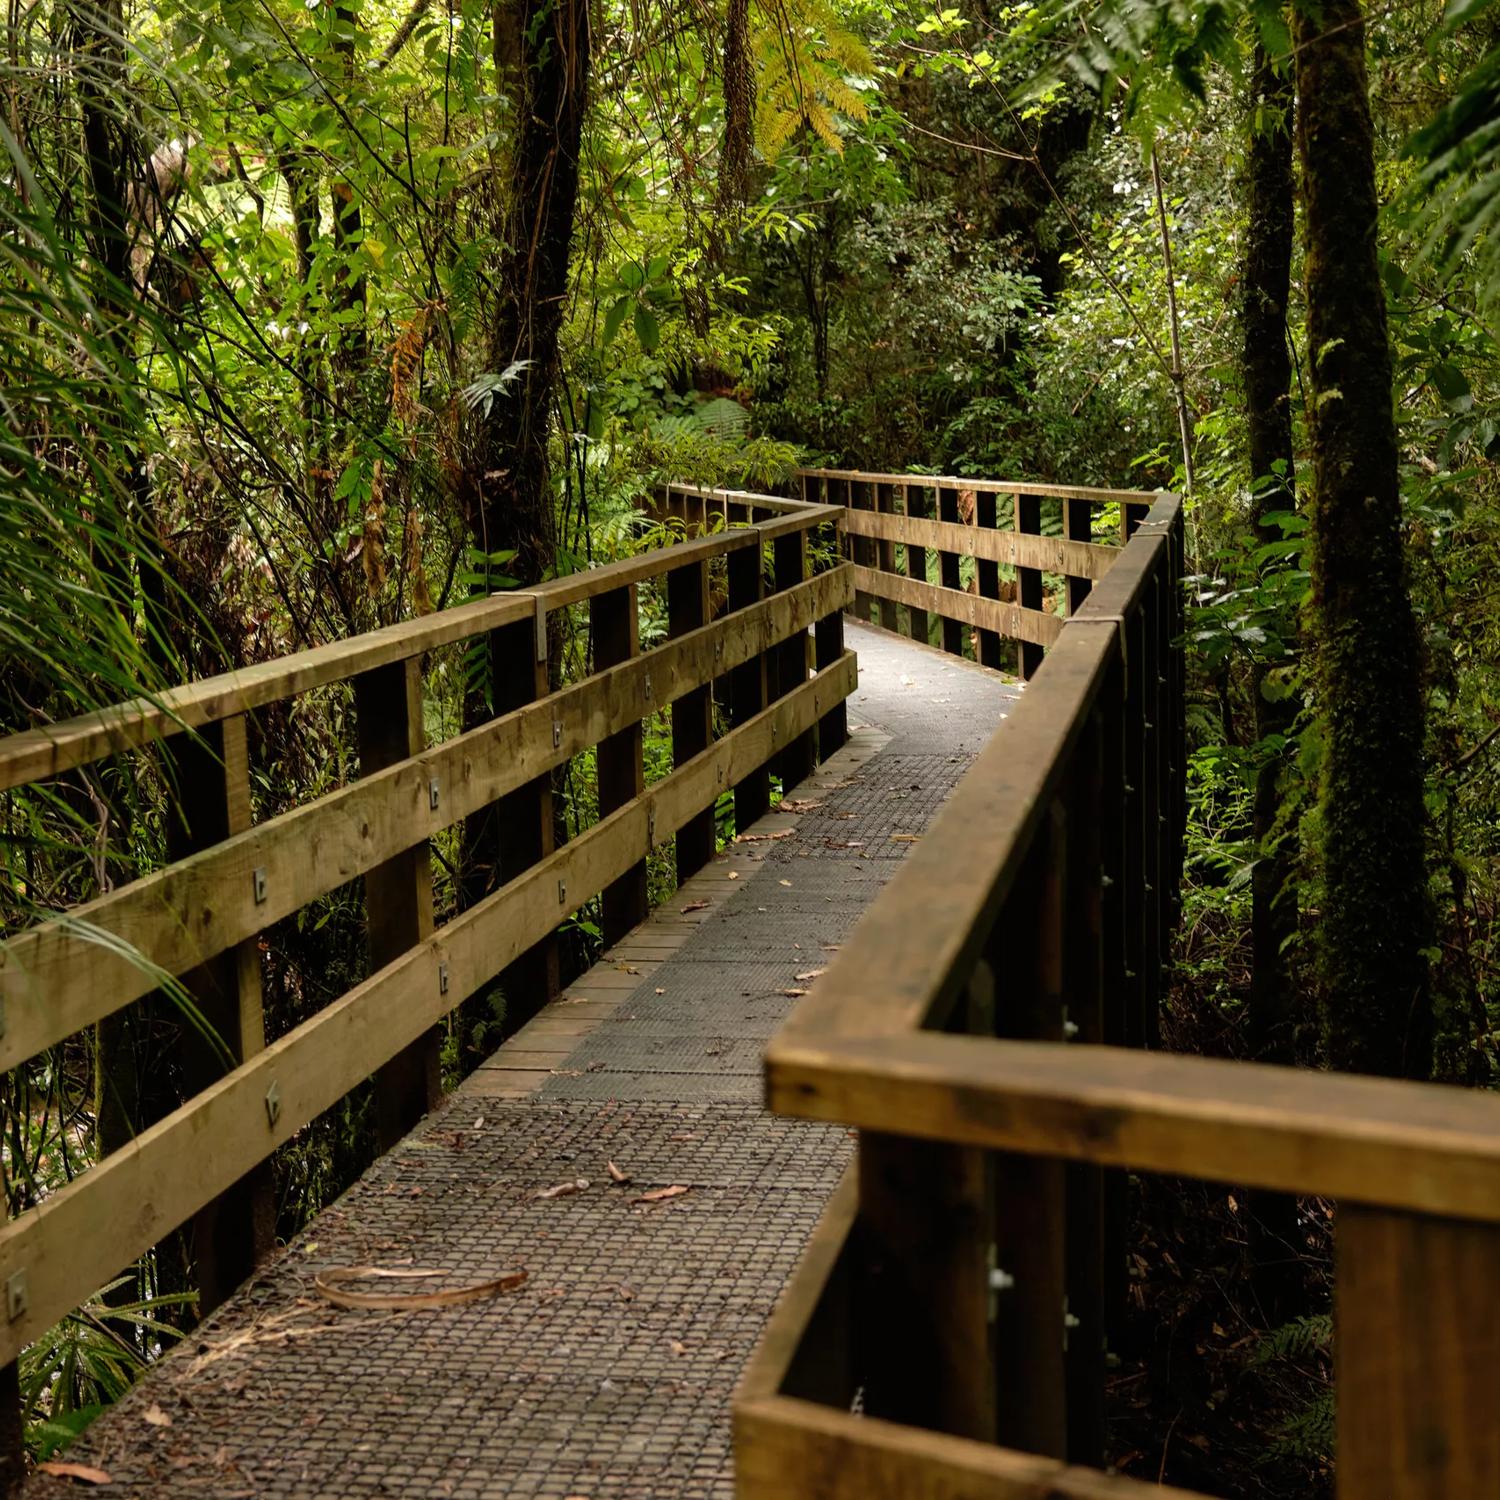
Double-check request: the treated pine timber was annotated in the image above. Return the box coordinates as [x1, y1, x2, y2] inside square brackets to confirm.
[842, 506, 1115, 583]
[852, 567, 1061, 652]
[0, 653, 857, 1367]
[796, 465, 1166, 507]
[858, 1131, 994, 1440]
[355, 658, 442, 1148]
[0, 503, 837, 794]
[1015, 493, 1046, 679]
[0, 567, 852, 1071]
[989, 804, 1067, 1460]
[169, 715, 273, 1311]
[1064, 497, 1095, 613]
[874, 484, 900, 633]
[736, 1395, 1209, 1500]
[592, 584, 648, 944]
[486, 609, 562, 1026]
[768, 1028, 1500, 1225]
[667, 559, 714, 883]
[1336, 1205, 1500, 1498]
[1062, 717, 1108, 1466]
[936, 487, 965, 656]
[900, 484, 930, 646]
[973, 490, 1004, 669]
[728, 540, 770, 827]
[774, 530, 816, 790]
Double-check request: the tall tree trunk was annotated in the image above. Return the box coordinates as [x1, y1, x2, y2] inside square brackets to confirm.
[473, 0, 589, 591]
[459, 0, 589, 938]
[1240, 40, 1303, 1317]
[1243, 43, 1299, 1075]
[1294, 0, 1432, 1079]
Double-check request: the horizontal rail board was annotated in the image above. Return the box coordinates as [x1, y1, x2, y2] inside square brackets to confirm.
[766, 1030, 1500, 1225]
[0, 504, 839, 792]
[0, 567, 853, 1070]
[737, 1397, 1207, 1499]
[850, 566, 1063, 649]
[798, 467, 1166, 506]
[841, 508, 1116, 580]
[0, 651, 857, 1363]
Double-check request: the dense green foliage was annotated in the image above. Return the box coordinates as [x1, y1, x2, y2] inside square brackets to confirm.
[4, 0, 1500, 1486]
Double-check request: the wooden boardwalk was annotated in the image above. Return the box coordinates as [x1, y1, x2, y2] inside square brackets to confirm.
[30, 623, 1017, 1499]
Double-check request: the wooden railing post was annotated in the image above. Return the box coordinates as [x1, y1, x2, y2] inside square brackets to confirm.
[874, 483, 900, 633]
[1140, 570, 1164, 1049]
[728, 538, 770, 828]
[1015, 492, 1046, 680]
[815, 516, 848, 760]
[901, 483, 930, 647]
[990, 803, 1069, 1459]
[774, 529, 816, 791]
[592, 583, 649, 944]
[1336, 1207, 1500, 1497]
[167, 715, 275, 1315]
[1062, 714, 1107, 1466]
[354, 657, 441, 1150]
[1121, 605, 1149, 1050]
[1098, 648, 1132, 1351]
[974, 490, 1004, 670]
[849, 480, 877, 623]
[487, 614, 560, 1028]
[668, 559, 715, 884]
[936, 485, 965, 657]
[1064, 497, 1094, 614]
[857, 1131, 994, 1442]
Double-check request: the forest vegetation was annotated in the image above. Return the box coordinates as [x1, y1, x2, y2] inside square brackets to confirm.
[3, 0, 1500, 1488]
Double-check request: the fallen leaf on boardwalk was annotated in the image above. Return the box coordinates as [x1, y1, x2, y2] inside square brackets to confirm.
[782, 988, 808, 998]
[825, 840, 864, 849]
[536, 1178, 589, 1200]
[473, 1116, 486, 1129]
[314, 1266, 527, 1310]
[618, 1283, 635, 1301]
[655, 987, 666, 995]
[37, 1462, 113, 1485]
[668, 1339, 688, 1357]
[735, 829, 795, 841]
[726, 871, 739, 880]
[892, 833, 920, 842]
[680, 900, 710, 913]
[615, 963, 641, 975]
[632, 1184, 690, 1203]
[607, 1160, 631, 1185]
[794, 969, 826, 982]
[143, 1403, 173, 1428]
[778, 879, 792, 887]
[780, 799, 823, 814]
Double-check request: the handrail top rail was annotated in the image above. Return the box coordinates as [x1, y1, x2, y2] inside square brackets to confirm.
[0, 487, 837, 793]
[796, 466, 1169, 505]
[771, 494, 1180, 1051]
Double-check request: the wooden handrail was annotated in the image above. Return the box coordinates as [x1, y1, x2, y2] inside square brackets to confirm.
[0, 483, 854, 1385]
[0, 497, 840, 791]
[741, 470, 1500, 1497]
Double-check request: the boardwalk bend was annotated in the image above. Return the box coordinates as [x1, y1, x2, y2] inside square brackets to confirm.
[6, 471, 1500, 1497]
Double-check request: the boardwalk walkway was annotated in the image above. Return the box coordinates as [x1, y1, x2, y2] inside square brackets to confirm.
[33, 623, 1016, 1499]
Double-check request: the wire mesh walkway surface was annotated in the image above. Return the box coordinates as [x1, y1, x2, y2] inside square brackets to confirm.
[32, 622, 1017, 1500]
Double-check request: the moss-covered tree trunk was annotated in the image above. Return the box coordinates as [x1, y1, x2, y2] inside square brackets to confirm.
[1242, 42, 1299, 1072]
[1240, 41, 1303, 1315]
[460, 0, 589, 913]
[1294, 0, 1432, 1078]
